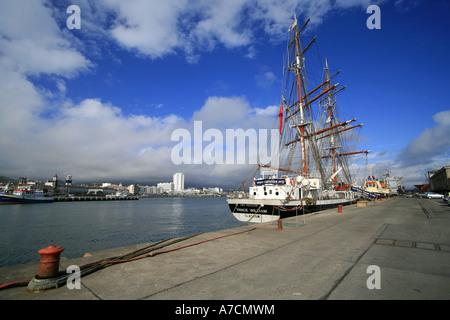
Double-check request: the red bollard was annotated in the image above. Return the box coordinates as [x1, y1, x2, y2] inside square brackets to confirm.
[338, 205, 342, 213]
[37, 245, 64, 278]
[277, 219, 283, 230]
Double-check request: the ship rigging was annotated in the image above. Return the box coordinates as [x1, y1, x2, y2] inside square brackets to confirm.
[227, 16, 370, 223]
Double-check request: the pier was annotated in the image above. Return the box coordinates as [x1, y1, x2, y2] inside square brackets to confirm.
[1, 197, 449, 301]
[53, 195, 139, 202]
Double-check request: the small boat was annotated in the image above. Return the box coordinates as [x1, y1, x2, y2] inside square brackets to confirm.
[0, 188, 54, 204]
[362, 175, 390, 197]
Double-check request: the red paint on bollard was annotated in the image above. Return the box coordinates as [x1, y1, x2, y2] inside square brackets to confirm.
[37, 245, 64, 278]
[338, 205, 342, 213]
[277, 219, 283, 230]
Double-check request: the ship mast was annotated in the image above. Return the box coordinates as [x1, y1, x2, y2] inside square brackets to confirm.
[278, 16, 369, 188]
[319, 59, 370, 187]
[324, 59, 338, 186]
[282, 17, 325, 182]
[293, 16, 308, 176]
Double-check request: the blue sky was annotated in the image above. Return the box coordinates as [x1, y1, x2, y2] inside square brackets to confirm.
[0, 0, 449, 189]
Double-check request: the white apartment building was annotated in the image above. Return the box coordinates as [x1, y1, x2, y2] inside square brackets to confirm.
[173, 173, 184, 192]
[157, 182, 174, 193]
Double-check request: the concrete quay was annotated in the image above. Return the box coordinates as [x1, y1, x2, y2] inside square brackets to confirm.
[1, 197, 449, 300]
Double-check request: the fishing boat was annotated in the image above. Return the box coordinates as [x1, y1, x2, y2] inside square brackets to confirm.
[227, 16, 369, 223]
[0, 183, 54, 204]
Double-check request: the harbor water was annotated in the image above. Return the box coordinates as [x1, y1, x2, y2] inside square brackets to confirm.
[0, 197, 241, 268]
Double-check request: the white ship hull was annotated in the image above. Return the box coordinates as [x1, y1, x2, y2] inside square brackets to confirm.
[227, 196, 357, 223]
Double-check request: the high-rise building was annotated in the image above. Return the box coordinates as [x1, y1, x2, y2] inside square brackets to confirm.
[173, 173, 184, 192]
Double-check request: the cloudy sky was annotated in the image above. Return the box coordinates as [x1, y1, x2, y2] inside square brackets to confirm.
[0, 0, 449, 189]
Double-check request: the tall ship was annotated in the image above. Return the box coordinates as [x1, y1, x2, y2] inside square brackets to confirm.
[227, 16, 369, 223]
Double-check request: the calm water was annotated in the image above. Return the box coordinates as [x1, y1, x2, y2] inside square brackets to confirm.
[0, 197, 241, 268]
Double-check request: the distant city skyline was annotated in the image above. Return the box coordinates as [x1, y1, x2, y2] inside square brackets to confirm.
[0, 171, 220, 189]
[0, 171, 225, 196]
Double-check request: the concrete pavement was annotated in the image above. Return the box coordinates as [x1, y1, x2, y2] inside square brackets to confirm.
[1, 197, 449, 300]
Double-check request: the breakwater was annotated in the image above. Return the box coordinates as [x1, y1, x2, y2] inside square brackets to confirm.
[53, 195, 139, 202]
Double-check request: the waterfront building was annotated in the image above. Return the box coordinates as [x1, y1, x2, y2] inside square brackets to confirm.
[183, 187, 200, 195]
[140, 185, 163, 195]
[430, 166, 450, 194]
[128, 184, 141, 195]
[157, 182, 174, 194]
[203, 187, 223, 194]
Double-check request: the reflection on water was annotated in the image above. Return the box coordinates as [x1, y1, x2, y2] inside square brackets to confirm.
[0, 197, 240, 268]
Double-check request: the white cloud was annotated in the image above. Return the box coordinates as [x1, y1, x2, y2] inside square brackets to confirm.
[335, 0, 376, 8]
[105, 0, 187, 58]
[50, 99, 183, 172]
[191, 96, 250, 128]
[0, 0, 91, 77]
[98, 0, 377, 60]
[187, 0, 253, 49]
[0, 95, 186, 181]
[190, 96, 279, 131]
[367, 156, 446, 190]
[397, 110, 450, 166]
[252, 105, 279, 117]
[256, 71, 277, 88]
[102, 0, 254, 59]
[0, 0, 91, 169]
[0, 0, 180, 182]
[358, 110, 450, 189]
[0, 76, 275, 185]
